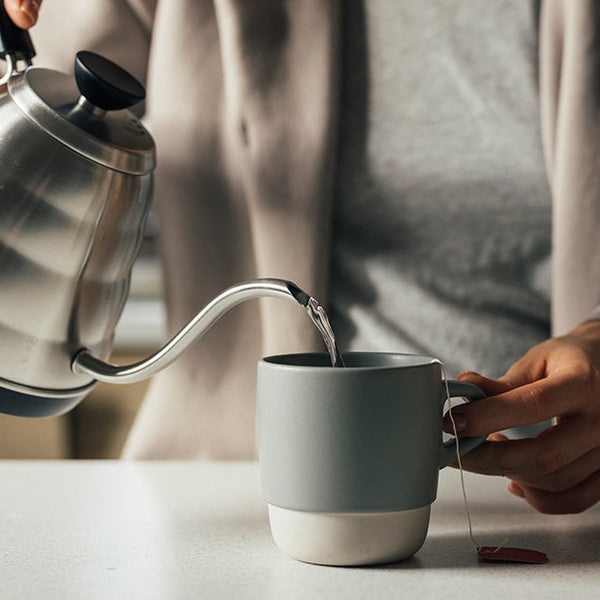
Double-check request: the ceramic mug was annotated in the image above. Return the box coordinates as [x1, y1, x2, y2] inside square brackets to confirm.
[257, 352, 486, 566]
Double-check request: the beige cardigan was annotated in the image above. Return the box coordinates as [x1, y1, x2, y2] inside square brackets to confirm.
[33, 0, 600, 459]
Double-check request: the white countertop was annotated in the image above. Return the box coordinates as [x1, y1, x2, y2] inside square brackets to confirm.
[1, 461, 598, 599]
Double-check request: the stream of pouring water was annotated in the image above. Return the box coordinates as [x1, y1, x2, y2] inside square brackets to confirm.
[305, 297, 346, 367]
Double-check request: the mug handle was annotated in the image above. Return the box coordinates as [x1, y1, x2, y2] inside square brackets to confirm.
[439, 381, 487, 469]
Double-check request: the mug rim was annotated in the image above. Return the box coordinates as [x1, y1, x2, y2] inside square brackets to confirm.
[260, 351, 440, 372]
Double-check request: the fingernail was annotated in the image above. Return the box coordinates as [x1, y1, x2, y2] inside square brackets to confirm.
[508, 481, 525, 498]
[457, 370, 476, 381]
[442, 411, 466, 434]
[18, 0, 40, 27]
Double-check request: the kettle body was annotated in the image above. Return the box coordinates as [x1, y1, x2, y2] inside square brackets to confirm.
[0, 12, 156, 415]
[0, 70, 153, 405]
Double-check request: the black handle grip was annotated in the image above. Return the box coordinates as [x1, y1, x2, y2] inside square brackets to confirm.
[74, 51, 145, 111]
[0, 3, 35, 61]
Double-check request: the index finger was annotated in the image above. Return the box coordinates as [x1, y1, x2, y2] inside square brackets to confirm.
[448, 373, 581, 437]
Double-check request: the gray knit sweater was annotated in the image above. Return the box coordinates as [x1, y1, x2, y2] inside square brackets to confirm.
[330, 0, 551, 378]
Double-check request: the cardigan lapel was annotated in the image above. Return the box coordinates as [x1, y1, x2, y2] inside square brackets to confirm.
[539, 0, 600, 333]
[213, 0, 342, 355]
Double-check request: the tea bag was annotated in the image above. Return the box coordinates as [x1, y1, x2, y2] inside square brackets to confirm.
[442, 370, 549, 565]
[477, 546, 548, 564]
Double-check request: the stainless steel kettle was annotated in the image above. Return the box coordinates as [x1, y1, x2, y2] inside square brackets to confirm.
[0, 9, 313, 418]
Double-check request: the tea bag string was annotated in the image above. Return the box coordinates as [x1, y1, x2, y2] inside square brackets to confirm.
[439, 363, 509, 554]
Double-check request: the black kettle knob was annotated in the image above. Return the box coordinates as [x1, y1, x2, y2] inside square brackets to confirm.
[74, 51, 145, 111]
[0, 3, 36, 62]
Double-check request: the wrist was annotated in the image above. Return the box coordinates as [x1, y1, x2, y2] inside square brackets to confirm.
[562, 319, 600, 359]
[568, 319, 600, 338]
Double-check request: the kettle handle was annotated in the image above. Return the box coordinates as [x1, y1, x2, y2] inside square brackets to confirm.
[0, 3, 35, 63]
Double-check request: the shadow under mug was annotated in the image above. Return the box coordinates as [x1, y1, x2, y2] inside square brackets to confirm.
[257, 352, 486, 566]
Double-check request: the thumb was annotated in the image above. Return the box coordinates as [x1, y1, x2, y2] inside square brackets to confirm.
[3, 0, 42, 29]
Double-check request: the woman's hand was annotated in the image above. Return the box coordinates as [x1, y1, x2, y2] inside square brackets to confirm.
[443, 319, 600, 514]
[3, 0, 42, 29]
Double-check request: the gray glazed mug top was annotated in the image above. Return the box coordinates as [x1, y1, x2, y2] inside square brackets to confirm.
[257, 352, 485, 513]
[262, 351, 439, 370]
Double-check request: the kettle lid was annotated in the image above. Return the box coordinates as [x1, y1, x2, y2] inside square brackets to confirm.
[7, 51, 155, 175]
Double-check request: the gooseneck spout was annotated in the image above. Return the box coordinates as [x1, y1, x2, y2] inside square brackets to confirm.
[72, 278, 310, 384]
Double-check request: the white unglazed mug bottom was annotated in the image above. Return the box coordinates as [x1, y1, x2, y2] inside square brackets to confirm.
[267, 504, 431, 566]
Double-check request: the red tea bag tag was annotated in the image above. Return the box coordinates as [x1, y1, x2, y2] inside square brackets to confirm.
[477, 546, 549, 564]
